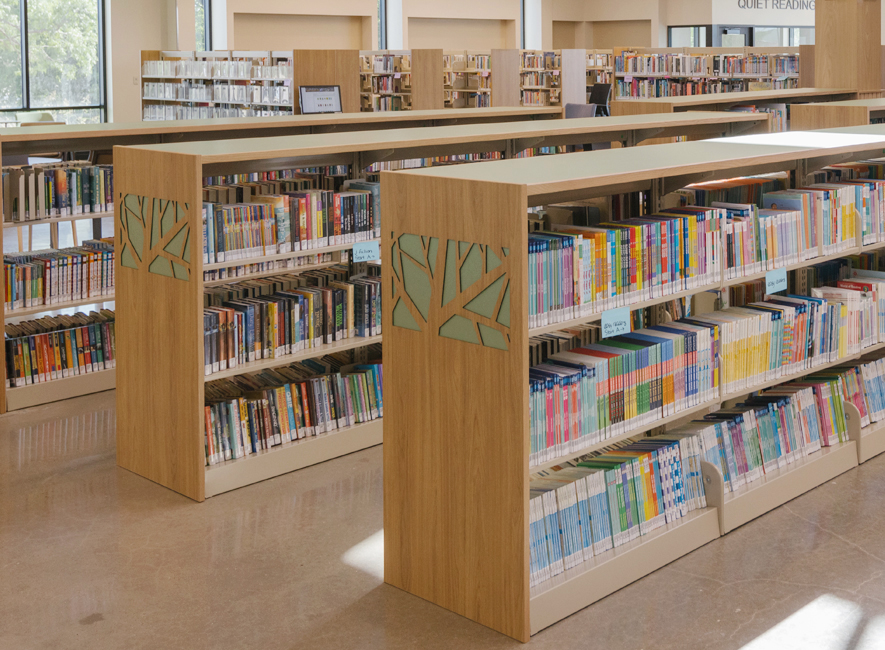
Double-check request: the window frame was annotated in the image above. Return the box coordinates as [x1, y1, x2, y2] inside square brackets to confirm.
[196, 0, 212, 51]
[0, 0, 108, 122]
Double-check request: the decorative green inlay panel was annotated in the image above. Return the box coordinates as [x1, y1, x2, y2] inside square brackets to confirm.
[497, 281, 511, 328]
[440, 315, 479, 345]
[393, 298, 421, 330]
[486, 247, 502, 272]
[478, 323, 507, 350]
[119, 193, 192, 282]
[460, 244, 482, 292]
[441, 240, 458, 307]
[464, 275, 505, 319]
[401, 255, 430, 321]
[391, 233, 511, 351]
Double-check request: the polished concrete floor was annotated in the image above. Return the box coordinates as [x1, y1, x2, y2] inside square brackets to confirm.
[4, 391, 885, 650]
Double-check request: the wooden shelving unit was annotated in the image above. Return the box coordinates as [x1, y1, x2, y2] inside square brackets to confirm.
[443, 50, 492, 108]
[613, 47, 801, 101]
[381, 127, 885, 641]
[612, 87, 858, 117]
[519, 49, 585, 108]
[110, 111, 772, 500]
[585, 49, 613, 102]
[0, 111, 764, 417]
[359, 50, 443, 112]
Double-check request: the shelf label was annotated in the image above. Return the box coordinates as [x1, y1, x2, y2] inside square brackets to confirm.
[552, 70, 560, 76]
[625, 75, 633, 83]
[481, 70, 490, 77]
[766, 267, 788, 294]
[601, 307, 631, 339]
[394, 73, 401, 79]
[353, 241, 380, 263]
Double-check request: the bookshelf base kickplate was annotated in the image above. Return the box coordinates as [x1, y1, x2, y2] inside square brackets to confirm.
[858, 423, 885, 464]
[204, 418, 383, 497]
[529, 508, 720, 636]
[707, 441, 858, 535]
[5, 369, 116, 411]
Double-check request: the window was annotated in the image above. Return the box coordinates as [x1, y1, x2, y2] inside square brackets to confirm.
[195, 0, 211, 52]
[0, 0, 105, 124]
[377, 0, 386, 49]
[668, 26, 709, 48]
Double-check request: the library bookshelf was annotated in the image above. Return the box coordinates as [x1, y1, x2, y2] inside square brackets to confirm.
[108, 110, 773, 500]
[519, 50, 586, 108]
[0, 111, 764, 416]
[612, 87, 858, 117]
[381, 127, 885, 641]
[359, 50, 444, 112]
[613, 47, 802, 101]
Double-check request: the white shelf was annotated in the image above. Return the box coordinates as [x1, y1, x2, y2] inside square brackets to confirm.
[530, 507, 720, 634]
[202, 238, 374, 273]
[3, 210, 113, 228]
[702, 441, 858, 535]
[529, 282, 717, 337]
[203, 261, 341, 287]
[532, 397, 722, 472]
[6, 367, 115, 411]
[858, 422, 885, 464]
[205, 334, 382, 382]
[205, 417, 383, 497]
[6, 294, 115, 320]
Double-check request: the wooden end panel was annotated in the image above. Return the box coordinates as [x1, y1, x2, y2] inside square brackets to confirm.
[411, 49, 445, 111]
[491, 49, 521, 108]
[291, 50, 361, 114]
[790, 104, 871, 130]
[382, 172, 530, 641]
[611, 99, 674, 117]
[114, 146, 205, 501]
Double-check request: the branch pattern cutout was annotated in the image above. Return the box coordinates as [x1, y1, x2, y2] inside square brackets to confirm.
[391, 233, 511, 351]
[118, 193, 192, 282]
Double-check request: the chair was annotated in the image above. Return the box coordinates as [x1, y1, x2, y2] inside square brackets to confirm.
[587, 84, 611, 117]
[563, 102, 610, 151]
[16, 111, 56, 123]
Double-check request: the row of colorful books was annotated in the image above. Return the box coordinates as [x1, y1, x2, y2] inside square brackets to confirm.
[528, 208, 723, 328]
[202, 266, 381, 376]
[529, 274, 885, 467]
[202, 181, 379, 264]
[530, 173, 885, 328]
[528, 350, 875, 586]
[530, 433, 707, 586]
[203, 357, 382, 465]
[5, 310, 116, 388]
[4, 241, 115, 311]
[2, 162, 114, 222]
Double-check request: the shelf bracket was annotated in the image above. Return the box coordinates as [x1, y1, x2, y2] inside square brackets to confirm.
[356, 148, 396, 172]
[512, 137, 545, 154]
[623, 128, 664, 147]
[662, 171, 715, 196]
[700, 460, 726, 536]
[801, 152, 861, 180]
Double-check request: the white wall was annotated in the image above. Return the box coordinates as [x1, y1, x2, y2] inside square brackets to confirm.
[107, 0, 176, 123]
[223, 0, 377, 50]
[397, 0, 520, 49]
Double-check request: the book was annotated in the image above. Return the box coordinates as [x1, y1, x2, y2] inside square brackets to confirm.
[5, 309, 116, 387]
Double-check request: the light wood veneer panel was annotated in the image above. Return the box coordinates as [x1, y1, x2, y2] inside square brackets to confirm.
[114, 146, 205, 501]
[411, 49, 444, 110]
[291, 50, 361, 114]
[382, 172, 529, 641]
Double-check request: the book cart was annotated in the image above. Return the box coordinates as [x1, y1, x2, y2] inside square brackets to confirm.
[109, 110, 772, 501]
[381, 126, 885, 641]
